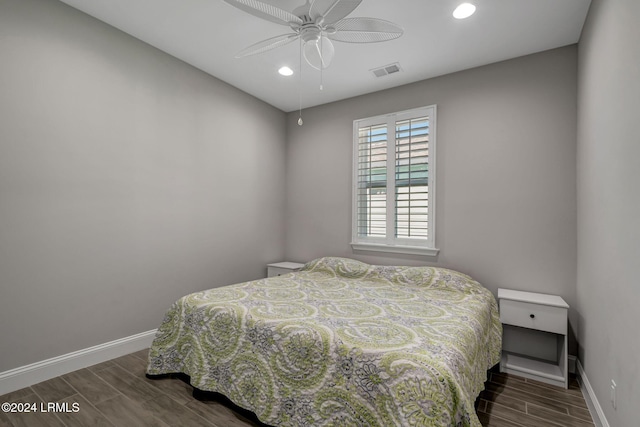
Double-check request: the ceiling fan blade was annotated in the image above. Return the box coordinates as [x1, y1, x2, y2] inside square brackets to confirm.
[235, 33, 299, 58]
[223, 0, 303, 26]
[328, 18, 403, 43]
[309, 0, 362, 25]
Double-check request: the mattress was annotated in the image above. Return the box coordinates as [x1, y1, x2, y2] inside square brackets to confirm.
[147, 257, 502, 426]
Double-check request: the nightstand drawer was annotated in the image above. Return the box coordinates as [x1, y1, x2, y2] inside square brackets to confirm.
[500, 299, 567, 335]
[267, 266, 295, 277]
[266, 262, 305, 278]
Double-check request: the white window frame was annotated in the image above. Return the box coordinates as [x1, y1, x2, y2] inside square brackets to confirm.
[351, 105, 439, 256]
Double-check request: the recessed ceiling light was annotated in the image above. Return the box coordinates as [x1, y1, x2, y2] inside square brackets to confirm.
[278, 66, 294, 76]
[453, 3, 476, 19]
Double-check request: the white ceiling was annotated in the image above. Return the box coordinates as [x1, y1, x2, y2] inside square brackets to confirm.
[58, 0, 591, 112]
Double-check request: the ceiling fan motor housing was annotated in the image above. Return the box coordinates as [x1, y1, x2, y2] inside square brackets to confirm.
[300, 24, 322, 43]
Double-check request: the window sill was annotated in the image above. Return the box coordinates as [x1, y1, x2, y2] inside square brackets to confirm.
[350, 242, 440, 257]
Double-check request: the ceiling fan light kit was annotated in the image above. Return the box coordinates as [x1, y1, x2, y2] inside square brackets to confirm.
[224, 0, 404, 70]
[303, 33, 334, 70]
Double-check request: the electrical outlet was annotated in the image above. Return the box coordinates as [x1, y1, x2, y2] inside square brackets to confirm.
[610, 380, 617, 409]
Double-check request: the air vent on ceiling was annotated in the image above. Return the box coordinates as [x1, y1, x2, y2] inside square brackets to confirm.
[371, 62, 402, 78]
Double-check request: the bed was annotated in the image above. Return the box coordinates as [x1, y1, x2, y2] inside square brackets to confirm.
[146, 257, 502, 426]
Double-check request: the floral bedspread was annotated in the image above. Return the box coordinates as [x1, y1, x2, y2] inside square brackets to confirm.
[147, 257, 502, 426]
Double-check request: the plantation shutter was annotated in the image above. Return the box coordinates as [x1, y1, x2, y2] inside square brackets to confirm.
[395, 116, 429, 239]
[356, 123, 387, 238]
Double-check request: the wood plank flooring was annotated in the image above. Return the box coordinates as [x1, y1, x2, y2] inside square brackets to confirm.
[477, 369, 594, 427]
[0, 349, 594, 427]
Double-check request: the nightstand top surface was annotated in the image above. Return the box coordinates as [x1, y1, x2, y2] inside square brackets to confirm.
[498, 288, 569, 308]
[267, 262, 305, 269]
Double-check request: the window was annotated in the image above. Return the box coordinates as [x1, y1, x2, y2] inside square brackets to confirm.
[351, 105, 438, 256]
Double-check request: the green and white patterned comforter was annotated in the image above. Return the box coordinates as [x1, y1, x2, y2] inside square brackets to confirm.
[147, 257, 502, 426]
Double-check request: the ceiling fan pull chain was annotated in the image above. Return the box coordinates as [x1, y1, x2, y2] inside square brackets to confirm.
[320, 33, 324, 91]
[298, 37, 304, 126]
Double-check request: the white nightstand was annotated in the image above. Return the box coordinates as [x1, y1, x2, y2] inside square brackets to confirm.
[267, 262, 305, 278]
[498, 288, 569, 388]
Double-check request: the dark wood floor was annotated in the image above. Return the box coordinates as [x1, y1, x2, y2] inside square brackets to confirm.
[476, 370, 594, 427]
[0, 349, 594, 427]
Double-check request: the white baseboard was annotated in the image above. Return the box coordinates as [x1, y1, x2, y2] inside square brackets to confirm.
[0, 329, 157, 396]
[576, 359, 610, 427]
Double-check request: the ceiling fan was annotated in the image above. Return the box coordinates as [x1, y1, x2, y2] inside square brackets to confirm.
[223, 0, 404, 70]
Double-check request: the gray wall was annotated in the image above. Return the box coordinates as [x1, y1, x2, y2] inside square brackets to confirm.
[0, 0, 286, 372]
[577, 0, 639, 425]
[285, 47, 577, 311]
